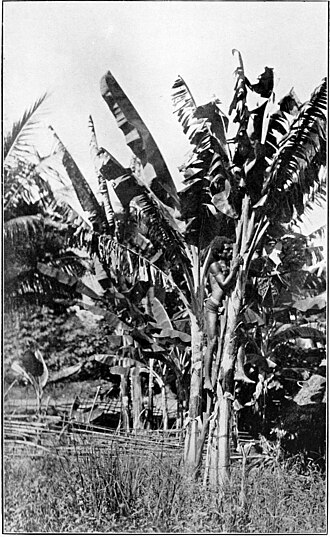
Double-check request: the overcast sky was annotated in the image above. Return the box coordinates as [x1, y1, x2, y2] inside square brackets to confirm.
[3, 1, 327, 231]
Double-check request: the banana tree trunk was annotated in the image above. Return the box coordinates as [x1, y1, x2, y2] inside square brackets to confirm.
[176, 376, 185, 433]
[195, 306, 228, 477]
[208, 194, 252, 488]
[184, 312, 203, 468]
[208, 271, 243, 488]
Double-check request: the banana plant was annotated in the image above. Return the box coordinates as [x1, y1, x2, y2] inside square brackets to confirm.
[93, 62, 326, 482]
[30, 54, 326, 487]
[200, 52, 326, 488]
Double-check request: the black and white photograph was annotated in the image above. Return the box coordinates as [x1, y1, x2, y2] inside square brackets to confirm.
[3, 1, 327, 533]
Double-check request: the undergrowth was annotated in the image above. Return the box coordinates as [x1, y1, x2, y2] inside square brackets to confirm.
[4, 447, 326, 533]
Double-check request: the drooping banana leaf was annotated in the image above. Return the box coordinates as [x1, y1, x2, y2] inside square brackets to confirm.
[265, 88, 301, 161]
[150, 296, 173, 331]
[100, 71, 179, 209]
[263, 78, 327, 223]
[153, 327, 191, 344]
[82, 303, 131, 331]
[172, 76, 236, 247]
[49, 363, 83, 383]
[94, 354, 146, 370]
[271, 323, 326, 345]
[292, 292, 326, 312]
[243, 307, 265, 326]
[37, 262, 102, 301]
[92, 142, 187, 265]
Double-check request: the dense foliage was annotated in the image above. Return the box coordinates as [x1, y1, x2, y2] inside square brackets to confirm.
[4, 52, 326, 480]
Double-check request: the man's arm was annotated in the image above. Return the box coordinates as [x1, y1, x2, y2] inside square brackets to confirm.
[210, 257, 242, 290]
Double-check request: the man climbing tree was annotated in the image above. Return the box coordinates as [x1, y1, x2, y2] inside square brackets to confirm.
[204, 239, 248, 392]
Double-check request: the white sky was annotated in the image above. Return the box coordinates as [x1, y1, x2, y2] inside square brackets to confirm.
[3, 1, 328, 232]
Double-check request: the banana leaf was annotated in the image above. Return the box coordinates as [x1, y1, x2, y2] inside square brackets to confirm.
[81, 303, 131, 331]
[100, 71, 179, 209]
[112, 173, 145, 207]
[243, 307, 265, 326]
[153, 328, 191, 344]
[37, 263, 102, 301]
[49, 363, 82, 383]
[48, 127, 106, 227]
[264, 78, 327, 223]
[292, 292, 326, 312]
[150, 297, 173, 331]
[271, 323, 325, 345]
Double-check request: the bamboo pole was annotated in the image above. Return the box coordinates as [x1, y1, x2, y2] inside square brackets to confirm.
[148, 358, 154, 429]
[120, 371, 130, 432]
[131, 366, 143, 430]
[88, 386, 100, 424]
[161, 383, 169, 431]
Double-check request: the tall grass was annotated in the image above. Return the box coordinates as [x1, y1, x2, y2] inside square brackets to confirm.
[4, 446, 326, 533]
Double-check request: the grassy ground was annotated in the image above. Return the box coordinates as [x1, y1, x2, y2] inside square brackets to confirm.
[4, 447, 326, 534]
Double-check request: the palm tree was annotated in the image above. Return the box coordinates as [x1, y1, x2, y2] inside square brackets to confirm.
[3, 97, 98, 310]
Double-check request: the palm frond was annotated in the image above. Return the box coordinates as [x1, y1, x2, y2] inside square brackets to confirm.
[4, 161, 39, 213]
[4, 215, 43, 244]
[100, 70, 179, 209]
[4, 94, 48, 167]
[4, 268, 77, 310]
